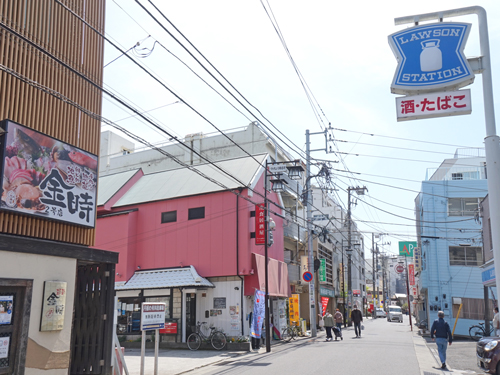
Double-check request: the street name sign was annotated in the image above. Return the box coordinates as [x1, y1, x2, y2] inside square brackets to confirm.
[389, 22, 474, 95]
[141, 302, 166, 331]
[268, 164, 288, 173]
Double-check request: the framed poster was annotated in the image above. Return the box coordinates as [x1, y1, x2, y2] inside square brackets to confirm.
[40, 281, 67, 331]
[213, 297, 226, 309]
[0, 295, 13, 325]
[0, 120, 98, 227]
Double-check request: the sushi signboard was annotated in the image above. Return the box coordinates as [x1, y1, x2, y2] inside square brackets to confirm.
[0, 120, 98, 228]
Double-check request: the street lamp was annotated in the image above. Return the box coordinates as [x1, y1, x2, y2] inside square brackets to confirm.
[263, 159, 303, 352]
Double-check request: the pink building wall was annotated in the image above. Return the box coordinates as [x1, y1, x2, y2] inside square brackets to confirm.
[94, 173, 284, 283]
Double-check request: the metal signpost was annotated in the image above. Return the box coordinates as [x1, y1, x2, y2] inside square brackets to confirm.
[392, 6, 500, 301]
[140, 302, 166, 375]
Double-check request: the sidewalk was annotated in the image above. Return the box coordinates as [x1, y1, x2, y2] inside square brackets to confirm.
[120, 333, 316, 375]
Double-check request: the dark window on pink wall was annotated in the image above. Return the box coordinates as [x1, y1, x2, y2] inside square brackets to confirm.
[161, 211, 177, 223]
[188, 207, 205, 220]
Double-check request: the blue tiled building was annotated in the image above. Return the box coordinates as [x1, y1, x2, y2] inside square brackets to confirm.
[415, 149, 491, 337]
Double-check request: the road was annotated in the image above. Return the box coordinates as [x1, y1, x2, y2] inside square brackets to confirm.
[191, 318, 421, 375]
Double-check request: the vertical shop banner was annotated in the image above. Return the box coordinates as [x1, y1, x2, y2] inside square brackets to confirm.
[409, 264, 415, 286]
[250, 290, 265, 338]
[321, 297, 329, 316]
[289, 294, 300, 326]
[319, 258, 326, 283]
[255, 204, 265, 245]
[40, 281, 67, 331]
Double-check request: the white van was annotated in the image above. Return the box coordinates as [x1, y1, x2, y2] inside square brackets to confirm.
[387, 306, 403, 323]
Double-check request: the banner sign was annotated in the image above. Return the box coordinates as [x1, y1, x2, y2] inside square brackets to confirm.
[409, 264, 415, 286]
[0, 120, 97, 227]
[321, 297, 329, 316]
[414, 247, 422, 272]
[389, 22, 474, 95]
[397, 89, 471, 121]
[40, 281, 67, 331]
[251, 290, 265, 338]
[289, 294, 300, 326]
[255, 204, 265, 245]
[319, 258, 326, 283]
[141, 302, 165, 331]
[399, 241, 417, 257]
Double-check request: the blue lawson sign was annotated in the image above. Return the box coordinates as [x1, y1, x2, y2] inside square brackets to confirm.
[389, 22, 474, 95]
[482, 266, 496, 285]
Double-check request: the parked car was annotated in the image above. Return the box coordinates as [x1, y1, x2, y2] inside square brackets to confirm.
[477, 336, 500, 373]
[387, 306, 403, 323]
[374, 308, 386, 318]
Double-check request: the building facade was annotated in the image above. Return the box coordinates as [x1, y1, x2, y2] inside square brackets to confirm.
[415, 150, 490, 336]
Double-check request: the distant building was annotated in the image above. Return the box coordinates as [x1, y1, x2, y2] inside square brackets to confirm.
[415, 148, 489, 336]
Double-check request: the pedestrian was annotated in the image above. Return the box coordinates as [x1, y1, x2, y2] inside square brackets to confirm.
[351, 305, 363, 338]
[334, 308, 343, 332]
[430, 311, 452, 369]
[493, 307, 500, 336]
[323, 310, 335, 341]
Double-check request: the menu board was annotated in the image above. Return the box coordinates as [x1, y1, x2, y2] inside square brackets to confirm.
[213, 297, 226, 309]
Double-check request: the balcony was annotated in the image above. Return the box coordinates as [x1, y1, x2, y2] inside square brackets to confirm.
[283, 215, 307, 243]
[426, 166, 486, 181]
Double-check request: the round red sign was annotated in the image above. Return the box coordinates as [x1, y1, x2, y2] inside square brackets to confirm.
[395, 264, 405, 274]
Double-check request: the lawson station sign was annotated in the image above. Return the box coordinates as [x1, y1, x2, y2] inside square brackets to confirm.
[389, 22, 475, 121]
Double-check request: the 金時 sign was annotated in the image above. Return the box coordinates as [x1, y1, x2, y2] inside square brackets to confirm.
[389, 22, 474, 95]
[0, 120, 98, 227]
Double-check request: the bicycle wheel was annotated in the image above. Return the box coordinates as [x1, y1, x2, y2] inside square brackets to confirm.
[469, 325, 485, 341]
[211, 331, 227, 350]
[281, 327, 293, 342]
[292, 327, 299, 340]
[187, 333, 202, 350]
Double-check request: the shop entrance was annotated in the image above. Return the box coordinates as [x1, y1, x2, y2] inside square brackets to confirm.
[186, 294, 196, 336]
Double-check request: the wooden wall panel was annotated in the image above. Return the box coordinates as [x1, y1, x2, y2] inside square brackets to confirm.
[0, 0, 106, 246]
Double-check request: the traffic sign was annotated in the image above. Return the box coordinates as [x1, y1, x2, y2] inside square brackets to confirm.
[303, 272, 313, 283]
[395, 264, 405, 274]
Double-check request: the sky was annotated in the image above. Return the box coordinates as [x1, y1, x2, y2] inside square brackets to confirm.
[101, 0, 500, 256]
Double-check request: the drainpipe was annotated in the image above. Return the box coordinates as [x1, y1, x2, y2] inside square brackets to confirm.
[236, 189, 245, 336]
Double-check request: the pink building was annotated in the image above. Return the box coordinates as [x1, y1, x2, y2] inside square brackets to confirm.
[94, 154, 290, 341]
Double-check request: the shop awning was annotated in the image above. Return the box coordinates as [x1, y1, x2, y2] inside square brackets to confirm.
[115, 266, 214, 290]
[245, 253, 291, 298]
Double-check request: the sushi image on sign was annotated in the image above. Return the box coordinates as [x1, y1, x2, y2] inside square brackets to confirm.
[0, 120, 98, 227]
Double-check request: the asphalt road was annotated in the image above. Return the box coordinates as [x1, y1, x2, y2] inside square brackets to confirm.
[191, 318, 421, 375]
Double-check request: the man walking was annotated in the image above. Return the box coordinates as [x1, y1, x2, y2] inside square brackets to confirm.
[351, 305, 363, 338]
[323, 310, 335, 341]
[430, 311, 452, 369]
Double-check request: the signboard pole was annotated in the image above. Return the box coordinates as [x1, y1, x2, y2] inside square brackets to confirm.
[155, 329, 159, 375]
[140, 330, 146, 375]
[395, 6, 500, 307]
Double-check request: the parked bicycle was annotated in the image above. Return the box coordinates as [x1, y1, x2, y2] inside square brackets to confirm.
[281, 324, 301, 342]
[187, 322, 227, 350]
[469, 322, 495, 341]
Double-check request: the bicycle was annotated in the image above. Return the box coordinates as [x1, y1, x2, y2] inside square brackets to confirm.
[281, 324, 301, 342]
[187, 321, 227, 350]
[469, 322, 494, 341]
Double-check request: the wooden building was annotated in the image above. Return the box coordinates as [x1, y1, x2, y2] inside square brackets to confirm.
[0, 2, 117, 374]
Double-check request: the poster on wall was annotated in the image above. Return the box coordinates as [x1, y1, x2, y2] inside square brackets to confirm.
[0, 296, 13, 325]
[0, 336, 9, 359]
[0, 120, 98, 227]
[40, 281, 67, 331]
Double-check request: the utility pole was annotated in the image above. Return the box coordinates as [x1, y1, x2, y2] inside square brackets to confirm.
[306, 130, 317, 337]
[375, 245, 379, 309]
[372, 233, 376, 317]
[347, 186, 367, 324]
